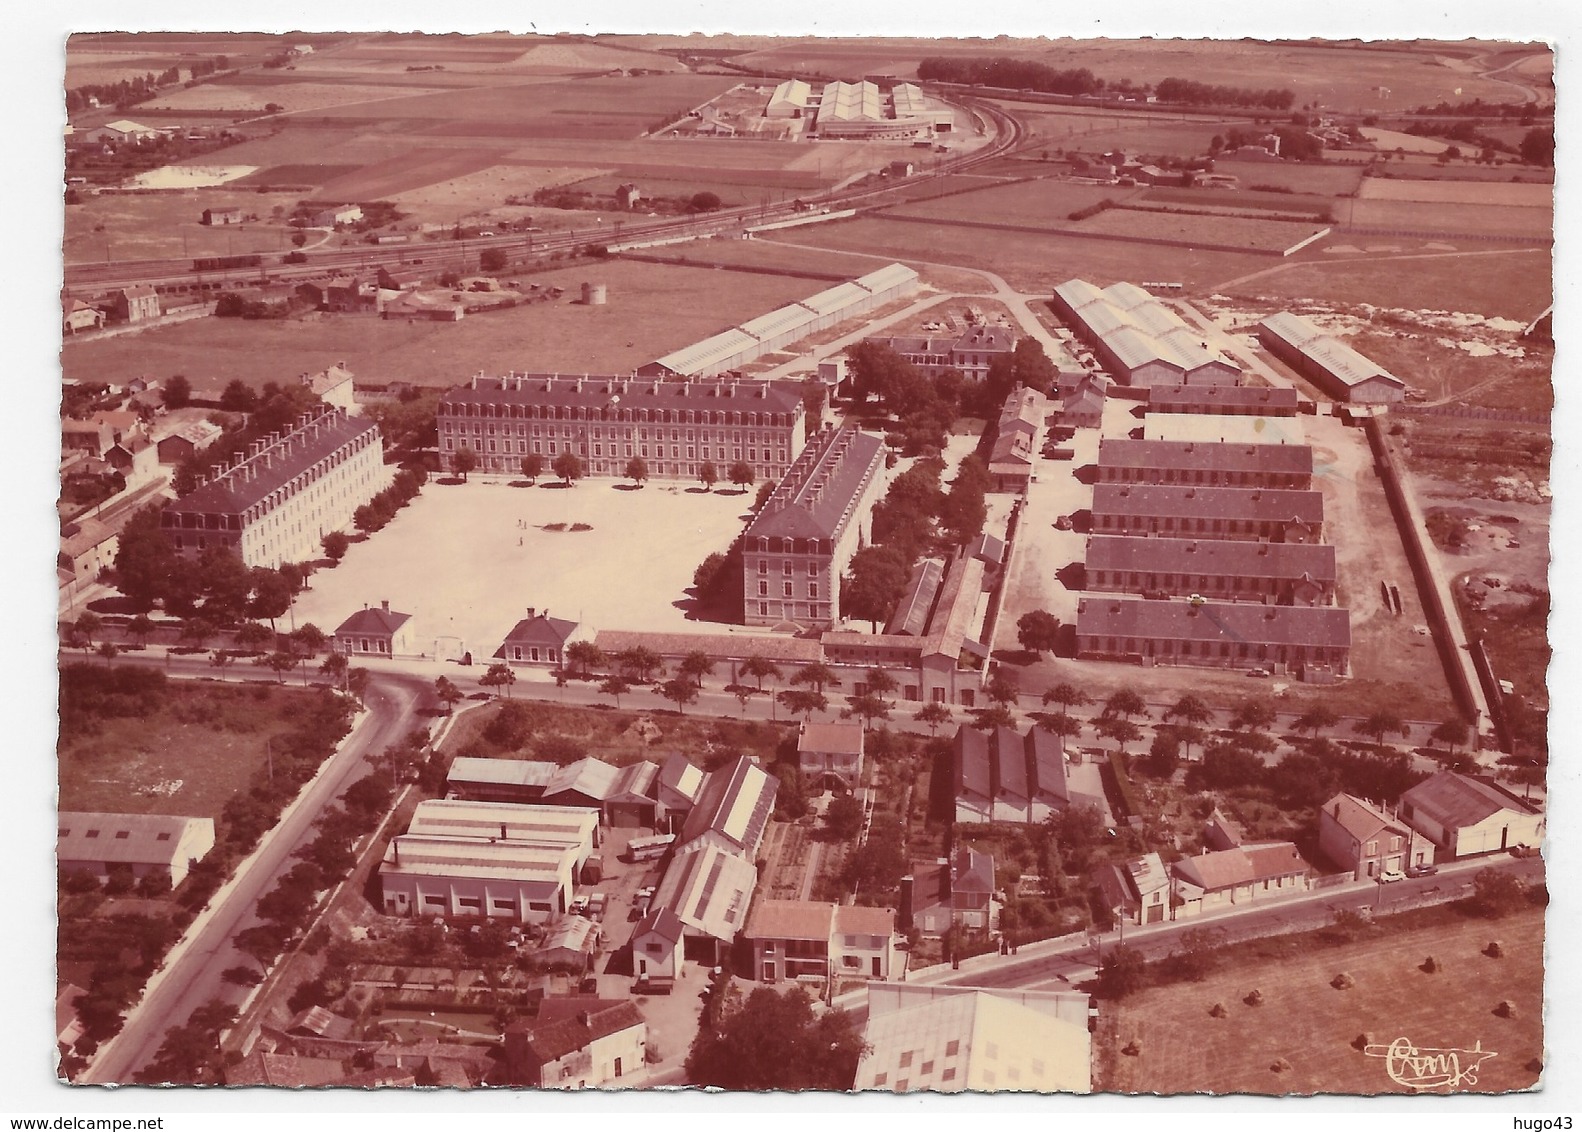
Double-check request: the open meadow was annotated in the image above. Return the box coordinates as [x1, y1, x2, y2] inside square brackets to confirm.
[1096, 906, 1545, 1095]
[60, 258, 824, 391]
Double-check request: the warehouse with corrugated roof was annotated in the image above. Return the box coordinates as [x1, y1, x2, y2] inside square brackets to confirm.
[1052, 278, 1240, 387]
[1257, 311, 1406, 404]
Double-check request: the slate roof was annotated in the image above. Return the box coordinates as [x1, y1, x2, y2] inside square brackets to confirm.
[1098, 438, 1313, 478]
[633, 904, 686, 945]
[443, 373, 801, 415]
[494, 612, 578, 656]
[744, 426, 885, 542]
[885, 557, 944, 636]
[591, 629, 822, 664]
[1090, 483, 1325, 525]
[1148, 384, 1300, 413]
[168, 407, 376, 517]
[953, 725, 1068, 810]
[1085, 535, 1336, 583]
[1323, 793, 1406, 844]
[1077, 597, 1351, 650]
[334, 605, 411, 637]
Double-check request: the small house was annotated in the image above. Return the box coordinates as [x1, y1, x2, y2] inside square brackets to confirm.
[333, 601, 415, 657]
[494, 608, 579, 668]
[631, 905, 685, 986]
[504, 999, 647, 1088]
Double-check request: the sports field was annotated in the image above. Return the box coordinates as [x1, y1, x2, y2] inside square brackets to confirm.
[1096, 907, 1544, 1095]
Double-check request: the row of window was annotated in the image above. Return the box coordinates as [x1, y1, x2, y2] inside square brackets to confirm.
[443, 400, 793, 427]
[1084, 635, 1343, 661]
[447, 422, 779, 444]
[758, 580, 820, 599]
[1100, 469, 1308, 486]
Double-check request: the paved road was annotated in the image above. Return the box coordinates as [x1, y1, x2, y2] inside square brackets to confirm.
[81, 667, 430, 1084]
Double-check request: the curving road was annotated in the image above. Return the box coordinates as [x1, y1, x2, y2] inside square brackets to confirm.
[80, 665, 431, 1084]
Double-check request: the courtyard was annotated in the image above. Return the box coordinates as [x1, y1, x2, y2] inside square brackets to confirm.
[290, 475, 758, 661]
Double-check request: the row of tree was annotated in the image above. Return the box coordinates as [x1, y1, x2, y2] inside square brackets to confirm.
[913, 56, 1294, 110]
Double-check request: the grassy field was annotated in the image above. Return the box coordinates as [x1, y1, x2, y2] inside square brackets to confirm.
[1347, 199, 1552, 239]
[1142, 185, 1338, 219]
[1077, 207, 1328, 253]
[58, 677, 317, 823]
[1096, 906, 1545, 1095]
[881, 178, 1133, 226]
[60, 258, 823, 392]
[1357, 180, 1553, 207]
[1212, 160, 1371, 197]
[777, 217, 1278, 292]
[1220, 246, 1552, 325]
[1348, 330, 1552, 415]
[64, 189, 304, 264]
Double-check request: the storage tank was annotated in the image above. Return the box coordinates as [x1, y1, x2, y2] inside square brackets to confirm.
[582, 281, 608, 306]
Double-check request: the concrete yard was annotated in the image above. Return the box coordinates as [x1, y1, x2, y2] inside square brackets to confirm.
[290, 476, 758, 660]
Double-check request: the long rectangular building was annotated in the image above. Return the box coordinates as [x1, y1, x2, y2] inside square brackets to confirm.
[1148, 383, 1300, 416]
[1052, 279, 1240, 388]
[405, 799, 599, 868]
[378, 835, 581, 923]
[160, 407, 385, 569]
[865, 325, 1017, 382]
[1143, 414, 1305, 448]
[1085, 535, 1337, 605]
[437, 373, 805, 483]
[1090, 483, 1324, 543]
[643, 264, 919, 378]
[1257, 311, 1406, 404]
[742, 425, 886, 629]
[1097, 438, 1313, 488]
[1076, 596, 1351, 676]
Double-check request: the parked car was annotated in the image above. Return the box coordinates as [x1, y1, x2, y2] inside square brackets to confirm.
[1377, 868, 1406, 884]
[1406, 863, 1439, 878]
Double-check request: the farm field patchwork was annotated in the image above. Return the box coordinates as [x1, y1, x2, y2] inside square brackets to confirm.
[1074, 207, 1329, 253]
[1096, 907, 1545, 1095]
[1356, 179, 1554, 207]
[1346, 199, 1552, 239]
[881, 178, 1134, 227]
[64, 189, 304, 264]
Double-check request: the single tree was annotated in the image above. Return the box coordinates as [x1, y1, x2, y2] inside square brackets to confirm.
[915, 700, 952, 737]
[739, 654, 781, 694]
[1016, 610, 1061, 655]
[551, 451, 584, 485]
[260, 650, 299, 684]
[1096, 944, 1148, 1000]
[288, 622, 326, 657]
[1355, 708, 1410, 751]
[779, 688, 828, 721]
[73, 611, 102, 649]
[616, 645, 663, 683]
[126, 613, 156, 647]
[481, 663, 516, 698]
[178, 617, 217, 650]
[623, 456, 648, 487]
[1042, 682, 1092, 721]
[163, 374, 192, 410]
[599, 674, 631, 708]
[1430, 716, 1471, 754]
[1096, 715, 1142, 755]
[677, 650, 715, 689]
[209, 649, 234, 673]
[985, 669, 1020, 710]
[727, 461, 755, 492]
[698, 461, 719, 491]
[433, 675, 462, 715]
[1042, 712, 1082, 741]
[1101, 688, 1148, 722]
[233, 620, 274, 652]
[865, 666, 898, 701]
[1167, 694, 1216, 759]
[658, 676, 698, 715]
[845, 691, 892, 730]
[219, 379, 258, 413]
[97, 641, 119, 664]
[971, 703, 1017, 730]
[1231, 698, 1278, 734]
[790, 662, 841, 695]
[320, 651, 348, 689]
[320, 531, 350, 562]
[1293, 703, 1341, 738]
[824, 794, 864, 840]
[565, 641, 605, 679]
[453, 446, 479, 482]
[521, 453, 545, 483]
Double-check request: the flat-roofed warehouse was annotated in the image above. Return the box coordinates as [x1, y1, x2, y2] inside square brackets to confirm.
[405, 799, 599, 867]
[1090, 483, 1324, 543]
[437, 374, 805, 484]
[1052, 279, 1240, 388]
[1076, 596, 1351, 677]
[1097, 438, 1313, 488]
[1085, 535, 1337, 605]
[1256, 311, 1406, 404]
[378, 835, 581, 922]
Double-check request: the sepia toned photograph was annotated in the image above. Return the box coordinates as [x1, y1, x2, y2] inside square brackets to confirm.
[41, 9, 1561, 1105]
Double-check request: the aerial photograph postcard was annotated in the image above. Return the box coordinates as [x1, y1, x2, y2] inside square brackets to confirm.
[48, 19, 1557, 1100]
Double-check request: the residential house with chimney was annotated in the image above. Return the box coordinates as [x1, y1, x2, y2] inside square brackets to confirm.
[904, 846, 998, 936]
[1091, 851, 1172, 926]
[493, 608, 580, 668]
[742, 899, 903, 985]
[333, 601, 415, 657]
[1318, 793, 1432, 880]
[1169, 842, 1308, 917]
[111, 284, 161, 324]
[504, 999, 647, 1088]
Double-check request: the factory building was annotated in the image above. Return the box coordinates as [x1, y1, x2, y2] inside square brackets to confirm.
[1256, 312, 1407, 404]
[1052, 279, 1240, 387]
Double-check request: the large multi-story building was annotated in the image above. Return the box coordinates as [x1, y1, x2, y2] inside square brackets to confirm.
[160, 407, 385, 569]
[864, 325, 1017, 381]
[437, 374, 805, 483]
[741, 425, 887, 630]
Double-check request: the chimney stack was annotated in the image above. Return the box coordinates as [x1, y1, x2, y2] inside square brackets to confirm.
[382, 600, 390, 613]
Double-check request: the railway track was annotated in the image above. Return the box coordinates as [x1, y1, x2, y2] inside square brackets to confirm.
[63, 93, 1025, 298]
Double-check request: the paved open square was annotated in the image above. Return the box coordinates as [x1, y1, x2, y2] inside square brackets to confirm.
[291, 477, 757, 659]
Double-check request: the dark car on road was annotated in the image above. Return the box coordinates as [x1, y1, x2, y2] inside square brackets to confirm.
[1406, 863, 1439, 878]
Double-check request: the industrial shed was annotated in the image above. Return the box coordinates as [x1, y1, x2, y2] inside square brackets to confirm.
[1052, 278, 1240, 388]
[1257, 311, 1406, 404]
